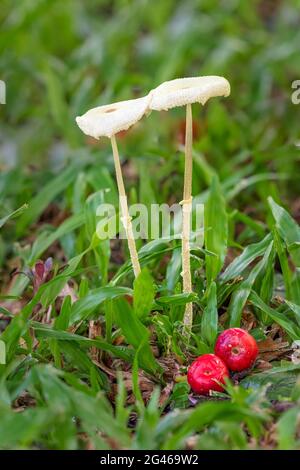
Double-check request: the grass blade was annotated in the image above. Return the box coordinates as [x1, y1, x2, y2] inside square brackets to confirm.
[205, 175, 228, 286]
[220, 234, 272, 283]
[201, 281, 218, 347]
[228, 242, 273, 327]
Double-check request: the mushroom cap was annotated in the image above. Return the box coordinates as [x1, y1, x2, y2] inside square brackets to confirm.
[149, 76, 230, 111]
[75, 95, 151, 139]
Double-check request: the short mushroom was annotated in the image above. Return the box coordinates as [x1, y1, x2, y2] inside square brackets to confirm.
[76, 95, 151, 278]
[150, 76, 230, 334]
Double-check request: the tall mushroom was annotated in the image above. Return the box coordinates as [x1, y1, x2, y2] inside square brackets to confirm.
[150, 76, 230, 334]
[76, 95, 151, 278]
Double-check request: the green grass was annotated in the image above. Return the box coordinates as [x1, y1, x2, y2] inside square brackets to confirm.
[1, 0, 300, 450]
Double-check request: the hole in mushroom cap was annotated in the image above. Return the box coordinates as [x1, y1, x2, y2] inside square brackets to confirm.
[104, 107, 117, 113]
[203, 369, 211, 376]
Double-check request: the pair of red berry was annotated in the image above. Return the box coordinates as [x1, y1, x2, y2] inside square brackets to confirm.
[187, 328, 258, 395]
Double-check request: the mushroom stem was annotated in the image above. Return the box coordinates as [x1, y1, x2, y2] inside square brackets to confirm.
[182, 103, 193, 334]
[110, 134, 141, 278]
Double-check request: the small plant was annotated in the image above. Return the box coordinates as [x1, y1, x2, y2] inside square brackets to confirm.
[187, 353, 229, 395]
[215, 328, 259, 371]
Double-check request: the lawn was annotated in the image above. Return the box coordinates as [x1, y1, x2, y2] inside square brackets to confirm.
[0, 0, 300, 450]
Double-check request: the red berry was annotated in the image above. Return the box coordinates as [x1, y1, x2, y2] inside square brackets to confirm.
[215, 328, 258, 371]
[187, 354, 229, 395]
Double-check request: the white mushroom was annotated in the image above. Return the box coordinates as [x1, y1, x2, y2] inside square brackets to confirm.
[149, 76, 230, 334]
[76, 95, 152, 278]
[150, 76, 230, 111]
[76, 96, 150, 139]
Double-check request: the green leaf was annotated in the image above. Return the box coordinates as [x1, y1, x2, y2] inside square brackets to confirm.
[85, 190, 111, 285]
[156, 292, 197, 306]
[54, 295, 72, 330]
[132, 346, 145, 411]
[57, 341, 108, 389]
[241, 364, 300, 400]
[113, 298, 162, 376]
[163, 399, 266, 449]
[259, 243, 275, 306]
[201, 281, 218, 347]
[40, 252, 86, 307]
[268, 197, 300, 266]
[31, 322, 134, 363]
[133, 268, 155, 319]
[249, 291, 300, 339]
[16, 164, 83, 236]
[70, 286, 132, 323]
[43, 63, 78, 145]
[277, 406, 300, 450]
[115, 373, 130, 429]
[273, 227, 293, 300]
[291, 270, 300, 306]
[28, 212, 85, 264]
[0, 204, 28, 230]
[112, 238, 174, 284]
[285, 299, 300, 326]
[85, 191, 105, 239]
[0, 340, 6, 365]
[165, 247, 182, 293]
[228, 242, 273, 327]
[170, 382, 190, 409]
[220, 234, 272, 283]
[205, 175, 228, 286]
